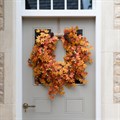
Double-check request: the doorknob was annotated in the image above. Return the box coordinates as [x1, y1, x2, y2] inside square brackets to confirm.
[23, 103, 36, 112]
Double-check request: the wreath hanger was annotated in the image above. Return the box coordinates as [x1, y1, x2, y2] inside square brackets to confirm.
[56, 29, 83, 37]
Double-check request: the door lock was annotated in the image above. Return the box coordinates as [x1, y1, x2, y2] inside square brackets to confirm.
[23, 103, 36, 112]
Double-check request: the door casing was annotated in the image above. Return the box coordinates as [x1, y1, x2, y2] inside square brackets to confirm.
[14, 1, 102, 120]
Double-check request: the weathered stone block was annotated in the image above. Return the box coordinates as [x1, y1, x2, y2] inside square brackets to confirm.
[0, 0, 3, 30]
[0, 0, 3, 5]
[113, 52, 120, 103]
[0, 6, 3, 17]
[114, 1, 120, 28]
[0, 52, 4, 103]
[0, 17, 3, 30]
[115, 0, 120, 5]
[114, 93, 120, 103]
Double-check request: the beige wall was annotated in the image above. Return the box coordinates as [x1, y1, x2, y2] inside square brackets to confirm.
[0, 0, 15, 120]
[101, 0, 120, 120]
[0, 0, 120, 120]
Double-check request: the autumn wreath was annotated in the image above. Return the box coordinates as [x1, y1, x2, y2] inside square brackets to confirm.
[28, 26, 93, 100]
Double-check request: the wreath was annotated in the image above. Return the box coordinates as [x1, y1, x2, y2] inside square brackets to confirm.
[28, 26, 93, 100]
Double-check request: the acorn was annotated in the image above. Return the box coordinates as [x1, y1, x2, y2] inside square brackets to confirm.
[28, 59, 32, 64]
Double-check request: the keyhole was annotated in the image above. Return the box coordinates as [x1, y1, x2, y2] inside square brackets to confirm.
[54, 39, 66, 62]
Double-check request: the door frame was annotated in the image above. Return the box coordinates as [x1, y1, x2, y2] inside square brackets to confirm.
[14, 1, 102, 120]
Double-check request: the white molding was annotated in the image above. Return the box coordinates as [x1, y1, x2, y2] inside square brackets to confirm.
[37, 0, 39, 10]
[15, 0, 22, 120]
[95, 0, 102, 120]
[21, 10, 96, 17]
[51, 0, 53, 10]
[15, 0, 102, 120]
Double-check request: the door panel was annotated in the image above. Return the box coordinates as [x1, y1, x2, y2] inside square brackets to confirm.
[22, 17, 95, 120]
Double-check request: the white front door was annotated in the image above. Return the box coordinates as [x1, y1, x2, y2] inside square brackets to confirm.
[22, 17, 95, 120]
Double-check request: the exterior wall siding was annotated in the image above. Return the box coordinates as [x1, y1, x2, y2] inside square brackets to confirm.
[101, 0, 120, 120]
[0, 0, 14, 120]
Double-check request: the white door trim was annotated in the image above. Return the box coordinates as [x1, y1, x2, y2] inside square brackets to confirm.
[15, 1, 102, 120]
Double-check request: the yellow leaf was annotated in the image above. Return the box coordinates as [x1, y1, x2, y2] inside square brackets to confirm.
[44, 29, 49, 33]
[83, 80, 88, 84]
[36, 29, 40, 33]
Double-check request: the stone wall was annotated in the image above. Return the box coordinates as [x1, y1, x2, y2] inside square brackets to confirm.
[101, 0, 120, 119]
[0, 0, 4, 30]
[0, 0, 14, 120]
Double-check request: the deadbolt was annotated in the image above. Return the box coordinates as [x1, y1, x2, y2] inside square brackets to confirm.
[23, 103, 36, 112]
